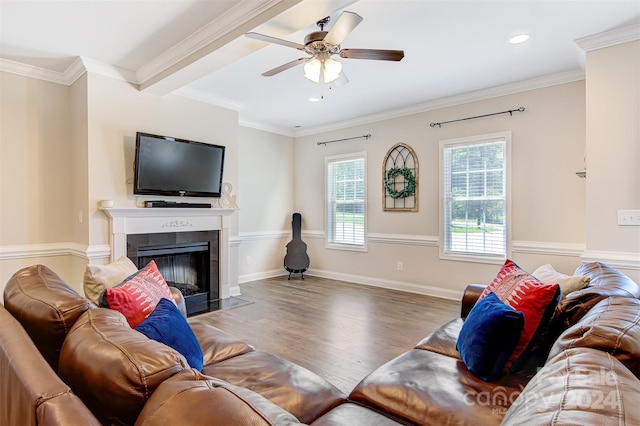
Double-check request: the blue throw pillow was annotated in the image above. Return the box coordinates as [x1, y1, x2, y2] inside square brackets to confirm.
[135, 298, 204, 371]
[456, 292, 524, 381]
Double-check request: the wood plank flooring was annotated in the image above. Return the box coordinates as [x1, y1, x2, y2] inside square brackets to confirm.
[191, 275, 460, 394]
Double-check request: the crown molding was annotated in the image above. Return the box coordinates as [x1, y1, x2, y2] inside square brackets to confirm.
[292, 69, 585, 137]
[239, 118, 296, 137]
[80, 57, 139, 85]
[0, 57, 83, 86]
[575, 24, 640, 52]
[0, 56, 139, 87]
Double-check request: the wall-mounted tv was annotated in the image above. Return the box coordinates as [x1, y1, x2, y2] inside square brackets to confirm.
[134, 132, 225, 198]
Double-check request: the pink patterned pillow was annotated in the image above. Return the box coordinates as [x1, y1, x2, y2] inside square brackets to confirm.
[105, 260, 175, 328]
[479, 259, 560, 370]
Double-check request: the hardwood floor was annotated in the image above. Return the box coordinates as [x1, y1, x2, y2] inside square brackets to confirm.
[191, 275, 460, 394]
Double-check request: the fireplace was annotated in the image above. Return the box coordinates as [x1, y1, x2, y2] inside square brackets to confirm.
[127, 230, 219, 316]
[101, 207, 237, 313]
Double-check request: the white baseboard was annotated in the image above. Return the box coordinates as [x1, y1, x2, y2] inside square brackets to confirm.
[304, 268, 462, 301]
[238, 268, 287, 284]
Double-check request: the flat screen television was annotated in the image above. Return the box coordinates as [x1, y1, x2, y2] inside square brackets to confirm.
[134, 132, 225, 198]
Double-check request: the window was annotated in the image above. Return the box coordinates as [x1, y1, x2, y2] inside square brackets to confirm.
[326, 152, 366, 250]
[440, 132, 511, 262]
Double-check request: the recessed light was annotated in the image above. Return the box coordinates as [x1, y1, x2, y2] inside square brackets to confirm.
[509, 34, 530, 44]
[308, 97, 322, 103]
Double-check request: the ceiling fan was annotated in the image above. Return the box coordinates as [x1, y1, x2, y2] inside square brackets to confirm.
[245, 11, 404, 84]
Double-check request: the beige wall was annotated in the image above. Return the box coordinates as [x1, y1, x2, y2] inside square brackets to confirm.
[84, 73, 240, 248]
[0, 72, 75, 290]
[584, 40, 640, 280]
[0, 70, 241, 295]
[293, 81, 588, 297]
[237, 126, 295, 281]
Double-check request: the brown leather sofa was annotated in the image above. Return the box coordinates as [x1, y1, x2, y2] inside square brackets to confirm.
[1, 262, 639, 425]
[346, 261, 640, 425]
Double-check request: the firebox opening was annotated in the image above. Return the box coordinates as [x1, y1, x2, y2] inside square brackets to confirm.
[127, 231, 219, 316]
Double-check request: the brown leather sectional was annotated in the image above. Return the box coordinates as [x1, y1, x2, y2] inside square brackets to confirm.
[1, 262, 639, 425]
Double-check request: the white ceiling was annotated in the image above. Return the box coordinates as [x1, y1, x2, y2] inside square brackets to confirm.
[2, 0, 638, 136]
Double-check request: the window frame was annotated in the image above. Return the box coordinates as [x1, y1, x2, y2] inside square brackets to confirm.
[439, 131, 512, 264]
[325, 151, 367, 252]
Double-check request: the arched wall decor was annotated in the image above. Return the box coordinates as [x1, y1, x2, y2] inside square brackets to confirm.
[383, 143, 418, 211]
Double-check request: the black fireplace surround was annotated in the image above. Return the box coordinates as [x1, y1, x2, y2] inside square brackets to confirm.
[127, 230, 219, 316]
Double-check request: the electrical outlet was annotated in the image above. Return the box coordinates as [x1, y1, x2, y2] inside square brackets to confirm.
[397, 261, 403, 271]
[245, 256, 252, 265]
[618, 210, 640, 226]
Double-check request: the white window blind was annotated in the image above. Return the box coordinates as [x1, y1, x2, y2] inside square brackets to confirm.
[441, 134, 509, 260]
[326, 153, 366, 249]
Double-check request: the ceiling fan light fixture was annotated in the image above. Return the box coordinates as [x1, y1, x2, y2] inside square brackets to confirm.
[323, 58, 343, 83]
[303, 58, 322, 83]
[303, 54, 342, 84]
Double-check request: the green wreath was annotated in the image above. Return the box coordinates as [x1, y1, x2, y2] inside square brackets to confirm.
[384, 167, 416, 198]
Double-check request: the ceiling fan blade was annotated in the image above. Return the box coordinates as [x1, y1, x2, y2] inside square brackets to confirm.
[245, 32, 305, 51]
[338, 48, 405, 61]
[262, 57, 310, 77]
[324, 11, 363, 46]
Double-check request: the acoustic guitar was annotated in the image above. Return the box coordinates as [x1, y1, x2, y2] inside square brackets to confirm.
[284, 213, 310, 279]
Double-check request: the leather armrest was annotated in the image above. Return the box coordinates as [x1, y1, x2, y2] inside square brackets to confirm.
[460, 284, 486, 319]
[169, 287, 187, 318]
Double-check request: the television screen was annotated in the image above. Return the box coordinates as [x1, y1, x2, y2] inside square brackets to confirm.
[134, 132, 225, 198]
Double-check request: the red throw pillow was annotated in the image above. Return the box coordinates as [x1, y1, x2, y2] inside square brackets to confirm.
[479, 259, 560, 371]
[105, 260, 175, 328]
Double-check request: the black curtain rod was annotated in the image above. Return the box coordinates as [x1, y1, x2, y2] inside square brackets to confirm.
[430, 107, 525, 128]
[317, 134, 371, 146]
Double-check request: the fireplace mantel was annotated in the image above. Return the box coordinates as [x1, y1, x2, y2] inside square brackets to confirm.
[101, 207, 237, 299]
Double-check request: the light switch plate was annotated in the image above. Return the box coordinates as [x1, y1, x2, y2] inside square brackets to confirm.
[617, 210, 640, 226]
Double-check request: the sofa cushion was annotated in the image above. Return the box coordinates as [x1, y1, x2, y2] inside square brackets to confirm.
[349, 348, 529, 425]
[532, 263, 590, 299]
[101, 260, 175, 328]
[480, 259, 561, 371]
[83, 256, 138, 305]
[457, 292, 525, 381]
[310, 402, 405, 426]
[202, 350, 346, 424]
[3, 265, 92, 371]
[501, 348, 640, 426]
[189, 321, 254, 365]
[59, 308, 188, 425]
[135, 369, 304, 426]
[135, 298, 204, 371]
[556, 262, 640, 328]
[414, 318, 463, 359]
[549, 296, 640, 378]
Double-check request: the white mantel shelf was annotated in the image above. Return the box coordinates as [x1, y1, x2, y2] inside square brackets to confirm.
[100, 207, 237, 218]
[100, 207, 238, 299]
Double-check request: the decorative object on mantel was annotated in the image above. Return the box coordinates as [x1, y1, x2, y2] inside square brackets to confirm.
[430, 107, 525, 128]
[383, 143, 418, 211]
[99, 199, 114, 209]
[212, 182, 238, 208]
[317, 133, 371, 146]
